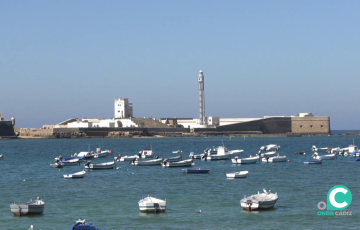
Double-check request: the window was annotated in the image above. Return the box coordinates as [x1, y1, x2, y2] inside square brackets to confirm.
[310, 125, 313, 128]
[321, 125, 323, 128]
[300, 125, 302, 128]
[118, 111, 120, 113]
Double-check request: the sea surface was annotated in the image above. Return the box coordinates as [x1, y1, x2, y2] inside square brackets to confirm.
[0, 132, 359, 229]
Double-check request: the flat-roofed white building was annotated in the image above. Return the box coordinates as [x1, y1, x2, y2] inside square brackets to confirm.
[115, 98, 133, 118]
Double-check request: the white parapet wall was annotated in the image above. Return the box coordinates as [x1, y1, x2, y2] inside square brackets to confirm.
[67, 118, 138, 128]
[68, 122, 93, 128]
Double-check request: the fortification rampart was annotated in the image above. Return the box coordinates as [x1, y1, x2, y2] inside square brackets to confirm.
[291, 117, 330, 134]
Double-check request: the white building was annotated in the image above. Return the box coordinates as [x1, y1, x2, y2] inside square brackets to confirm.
[115, 98, 133, 118]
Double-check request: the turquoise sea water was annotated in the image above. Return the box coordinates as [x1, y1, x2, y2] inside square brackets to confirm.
[0, 134, 359, 229]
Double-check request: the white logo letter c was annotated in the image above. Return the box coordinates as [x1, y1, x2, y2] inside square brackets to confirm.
[329, 188, 348, 208]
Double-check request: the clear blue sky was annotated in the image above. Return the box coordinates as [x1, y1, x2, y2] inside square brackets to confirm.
[1, 0, 359, 129]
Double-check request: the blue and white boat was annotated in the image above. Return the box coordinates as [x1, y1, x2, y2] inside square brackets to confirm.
[69, 218, 104, 230]
[63, 170, 86, 179]
[182, 168, 209, 174]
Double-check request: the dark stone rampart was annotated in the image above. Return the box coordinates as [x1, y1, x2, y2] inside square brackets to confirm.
[0, 121, 15, 136]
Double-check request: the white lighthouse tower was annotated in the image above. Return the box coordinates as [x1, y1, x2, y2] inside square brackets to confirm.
[198, 69, 207, 126]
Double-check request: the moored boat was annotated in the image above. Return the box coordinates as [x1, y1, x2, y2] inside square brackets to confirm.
[162, 159, 193, 167]
[172, 150, 183, 154]
[262, 155, 287, 163]
[304, 160, 322, 164]
[131, 158, 163, 166]
[50, 159, 64, 168]
[74, 152, 95, 160]
[226, 171, 249, 178]
[10, 197, 45, 216]
[114, 154, 138, 162]
[228, 149, 244, 156]
[312, 152, 336, 160]
[240, 189, 278, 211]
[259, 150, 277, 158]
[294, 151, 306, 155]
[93, 148, 112, 158]
[84, 161, 115, 169]
[138, 195, 166, 212]
[70, 218, 104, 230]
[63, 170, 86, 179]
[189, 152, 202, 159]
[260, 144, 280, 151]
[138, 148, 154, 158]
[163, 155, 182, 162]
[182, 168, 209, 173]
[62, 158, 80, 166]
[206, 146, 231, 161]
[232, 155, 258, 164]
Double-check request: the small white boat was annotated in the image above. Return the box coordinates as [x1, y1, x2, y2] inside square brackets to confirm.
[10, 197, 45, 216]
[138, 148, 154, 158]
[138, 195, 166, 212]
[232, 155, 258, 164]
[226, 171, 249, 178]
[240, 189, 278, 211]
[74, 151, 95, 160]
[172, 150, 183, 154]
[260, 144, 280, 151]
[63, 170, 86, 179]
[131, 158, 163, 166]
[189, 152, 202, 159]
[50, 159, 64, 168]
[84, 161, 115, 169]
[163, 155, 182, 162]
[162, 159, 193, 167]
[206, 146, 231, 161]
[259, 150, 277, 158]
[62, 158, 80, 166]
[228, 149, 244, 156]
[312, 152, 336, 160]
[93, 148, 112, 158]
[262, 155, 287, 163]
[115, 155, 138, 162]
[312, 145, 329, 152]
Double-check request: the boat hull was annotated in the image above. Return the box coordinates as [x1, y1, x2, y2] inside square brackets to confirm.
[162, 159, 193, 167]
[182, 169, 209, 173]
[63, 171, 86, 179]
[240, 199, 277, 210]
[232, 157, 258, 164]
[206, 154, 231, 161]
[304, 160, 322, 164]
[226, 171, 249, 178]
[85, 162, 115, 169]
[138, 197, 166, 212]
[132, 159, 163, 166]
[118, 156, 138, 161]
[50, 163, 63, 168]
[10, 203, 44, 216]
[313, 154, 335, 160]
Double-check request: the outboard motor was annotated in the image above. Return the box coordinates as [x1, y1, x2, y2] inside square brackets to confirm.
[85, 161, 91, 167]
